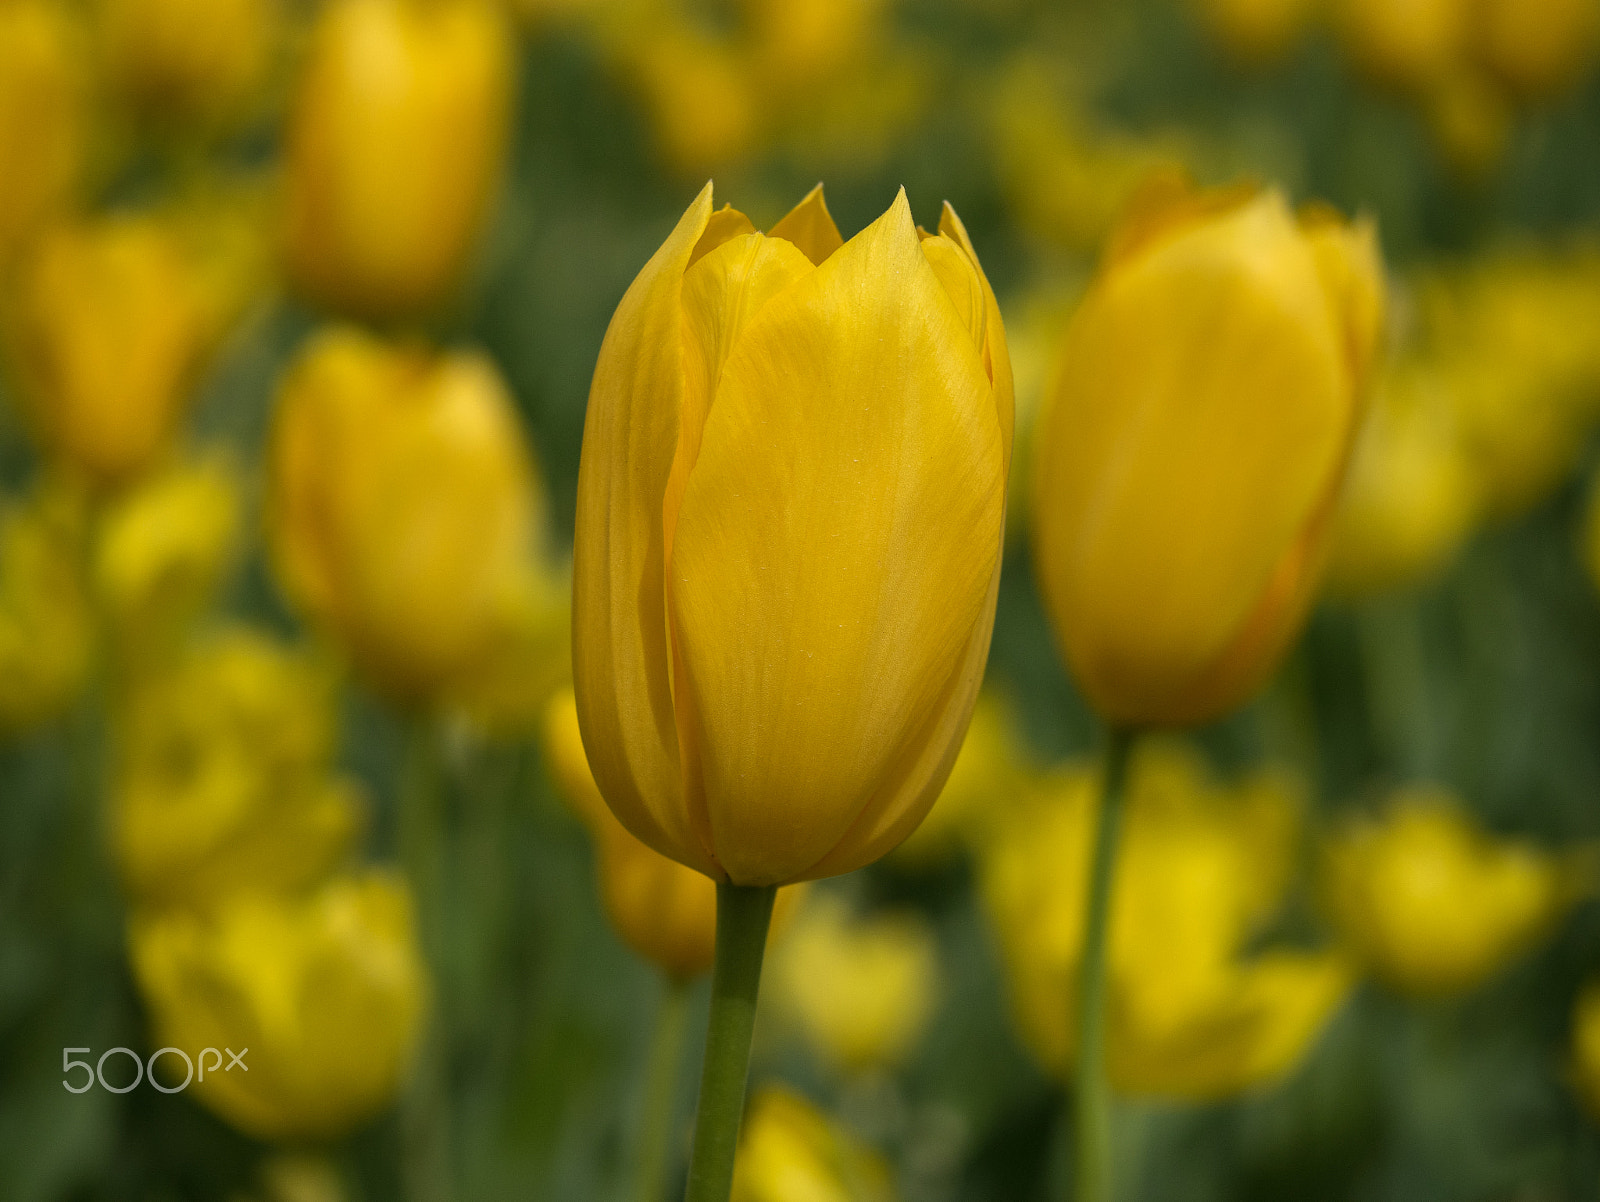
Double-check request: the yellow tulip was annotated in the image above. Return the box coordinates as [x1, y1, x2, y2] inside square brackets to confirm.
[0, 484, 92, 732]
[4, 215, 208, 482]
[542, 687, 799, 980]
[610, 21, 762, 175]
[1472, 0, 1599, 100]
[995, 281, 1083, 549]
[981, 741, 1350, 1099]
[1321, 790, 1587, 999]
[130, 872, 425, 1142]
[1193, 0, 1316, 65]
[93, 455, 242, 658]
[97, 0, 280, 127]
[113, 628, 362, 910]
[1572, 980, 1600, 1121]
[1325, 359, 1480, 597]
[443, 559, 572, 737]
[283, 0, 512, 320]
[730, 1088, 893, 1202]
[0, 0, 84, 265]
[1334, 0, 1469, 91]
[573, 183, 1013, 887]
[1032, 182, 1383, 728]
[268, 326, 540, 702]
[768, 893, 938, 1074]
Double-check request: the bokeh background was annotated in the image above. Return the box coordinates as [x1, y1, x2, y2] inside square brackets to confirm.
[8, 0, 1600, 1199]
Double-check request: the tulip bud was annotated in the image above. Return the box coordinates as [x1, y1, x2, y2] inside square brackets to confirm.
[1471, 0, 1599, 100]
[0, 0, 84, 265]
[1321, 790, 1589, 999]
[573, 183, 1013, 887]
[97, 0, 280, 128]
[283, 0, 513, 320]
[981, 742, 1349, 1098]
[768, 894, 938, 1074]
[731, 1088, 893, 1202]
[4, 215, 208, 483]
[1032, 183, 1383, 728]
[113, 628, 362, 910]
[542, 688, 799, 980]
[268, 326, 538, 702]
[1325, 360, 1480, 597]
[130, 872, 425, 1141]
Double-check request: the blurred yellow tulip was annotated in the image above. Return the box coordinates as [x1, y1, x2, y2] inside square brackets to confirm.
[130, 872, 425, 1142]
[1471, 0, 1599, 100]
[97, 0, 280, 127]
[730, 1088, 894, 1202]
[113, 628, 362, 910]
[611, 21, 762, 175]
[283, 0, 513, 320]
[1032, 182, 1384, 728]
[1193, 0, 1316, 65]
[1572, 980, 1600, 1121]
[93, 455, 242, 658]
[268, 326, 540, 703]
[573, 183, 1012, 887]
[982, 742, 1350, 1099]
[0, 484, 92, 732]
[891, 691, 1031, 867]
[1334, 0, 1469, 91]
[1325, 359, 1480, 597]
[4, 215, 208, 483]
[769, 893, 938, 1075]
[542, 687, 799, 980]
[0, 0, 84, 265]
[1321, 790, 1588, 999]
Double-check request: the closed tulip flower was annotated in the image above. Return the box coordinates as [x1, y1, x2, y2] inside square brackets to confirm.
[268, 327, 539, 702]
[113, 628, 362, 910]
[1032, 183, 1383, 728]
[283, 0, 512, 320]
[0, 1, 84, 265]
[1321, 790, 1589, 999]
[5, 216, 208, 483]
[574, 183, 1012, 889]
[130, 872, 425, 1142]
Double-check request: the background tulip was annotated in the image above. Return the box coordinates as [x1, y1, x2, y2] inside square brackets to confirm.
[1032, 183, 1383, 729]
[573, 183, 1012, 888]
[97, 0, 280, 128]
[0, 0, 83, 266]
[283, 0, 512, 320]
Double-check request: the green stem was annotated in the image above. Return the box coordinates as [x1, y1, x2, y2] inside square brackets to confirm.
[683, 882, 777, 1202]
[1073, 727, 1136, 1202]
[399, 717, 452, 1202]
[633, 977, 691, 1202]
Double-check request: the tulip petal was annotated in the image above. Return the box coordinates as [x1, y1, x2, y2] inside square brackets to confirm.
[1034, 192, 1349, 726]
[573, 182, 718, 876]
[668, 189, 1004, 885]
[689, 203, 758, 268]
[938, 202, 1015, 464]
[769, 182, 845, 266]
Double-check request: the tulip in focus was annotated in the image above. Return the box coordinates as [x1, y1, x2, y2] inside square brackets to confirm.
[97, 0, 280, 128]
[769, 894, 938, 1075]
[1321, 790, 1589, 999]
[730, 1088, 894, 1202]
[573, 183, 1012, 886]
[0, 0, 84, 265]
[0, 486, 92, 733]
[1032, 181, 1383, 728]
[283, 0, 513, 320]
[981, 742, 1350, 1098]
[1325, 360, 1480, 597]
[4, 216, 208, 483]
[130, 872, 425, 1141]
[269, 326, 540, 703]
[113, 629, 362, 910]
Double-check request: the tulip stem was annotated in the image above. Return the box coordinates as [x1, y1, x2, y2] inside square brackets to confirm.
[1073, 726, 1136, 1202]
[399, 716, 453, 1202]
[684, 881, 777, 1202]
[633, 976, 691, 1202]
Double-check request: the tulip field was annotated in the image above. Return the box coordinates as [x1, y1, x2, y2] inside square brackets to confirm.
[7, 0, 1600, 1200]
